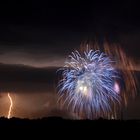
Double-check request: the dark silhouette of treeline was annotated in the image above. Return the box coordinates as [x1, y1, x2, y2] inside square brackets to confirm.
[0, 117, 139, 136]
[0, 117, 139, 127]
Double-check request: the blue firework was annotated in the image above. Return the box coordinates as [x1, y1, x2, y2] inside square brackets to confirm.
[58, 48, 121, 119]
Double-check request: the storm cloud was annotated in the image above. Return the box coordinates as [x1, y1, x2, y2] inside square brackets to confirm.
[0, 63, 58, 94]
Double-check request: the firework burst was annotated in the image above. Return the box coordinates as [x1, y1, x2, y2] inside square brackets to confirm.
[57, 45, 127, 119]
[57, 43, 137, 119]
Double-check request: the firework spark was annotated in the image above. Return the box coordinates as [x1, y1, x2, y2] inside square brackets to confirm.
[57, 43, 137, 119]
[58, 47, 121, 119]
[7, 93, 13, 119]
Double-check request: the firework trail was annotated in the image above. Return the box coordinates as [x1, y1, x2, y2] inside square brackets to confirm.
[104, 43, 137, 106]
[57, 43, 137, 119]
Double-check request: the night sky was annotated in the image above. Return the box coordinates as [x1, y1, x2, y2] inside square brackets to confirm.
[0, 0, 140, 119]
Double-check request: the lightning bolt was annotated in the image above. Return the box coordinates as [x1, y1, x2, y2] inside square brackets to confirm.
[7, 93, 13, 119]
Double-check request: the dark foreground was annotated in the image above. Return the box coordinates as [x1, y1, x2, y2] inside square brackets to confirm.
[0, 117, 139, 137]
[0, 117, 140, 128]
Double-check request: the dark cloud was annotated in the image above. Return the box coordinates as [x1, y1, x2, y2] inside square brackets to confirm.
[0, 63, 59, 94]
[0, 1, 139, 58]
[0, 24, 140, 68]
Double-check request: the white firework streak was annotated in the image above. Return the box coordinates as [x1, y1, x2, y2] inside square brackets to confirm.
[58, 48, 121, 119]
